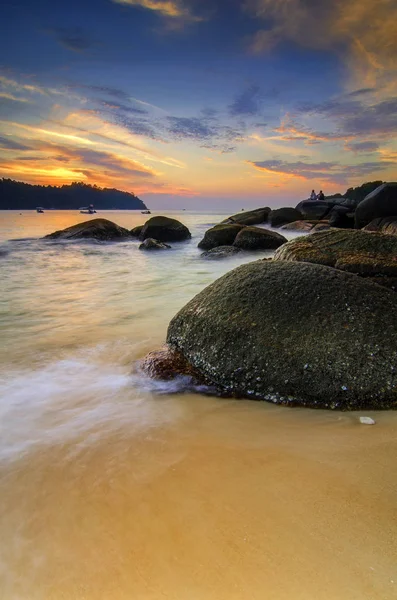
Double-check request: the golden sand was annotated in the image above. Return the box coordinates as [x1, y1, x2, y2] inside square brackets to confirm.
[1, 396, 396, 600]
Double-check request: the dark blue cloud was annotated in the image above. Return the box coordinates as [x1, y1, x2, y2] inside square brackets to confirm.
[47, 27, 97, 52]
[346, 141, 379, 153]
[229, 85, 263, 117]
[0, 136, 31, 151]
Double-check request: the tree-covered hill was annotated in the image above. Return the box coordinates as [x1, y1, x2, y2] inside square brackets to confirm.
[0, 179, 148, 210]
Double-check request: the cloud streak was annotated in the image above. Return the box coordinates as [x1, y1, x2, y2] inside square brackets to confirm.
[248, 157, 394, 184]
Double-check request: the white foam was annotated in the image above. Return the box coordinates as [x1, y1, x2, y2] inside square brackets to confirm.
[0, 347, 183, 464]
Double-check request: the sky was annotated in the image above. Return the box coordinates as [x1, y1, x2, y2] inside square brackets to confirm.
[1, 0, 397, 209]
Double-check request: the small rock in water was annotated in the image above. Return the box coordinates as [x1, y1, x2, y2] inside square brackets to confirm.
[359, 416, 376, 425]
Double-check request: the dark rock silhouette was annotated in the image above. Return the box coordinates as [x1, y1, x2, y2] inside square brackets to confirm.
[221, 207, 270, 226]
[139, 216, 191, 242]
[268, 207, 303, 227]
[233, 226, 287, 250]
[198, 224, 245, 250]
[355, 183, 397, 228]
[43, 218, 131, 241]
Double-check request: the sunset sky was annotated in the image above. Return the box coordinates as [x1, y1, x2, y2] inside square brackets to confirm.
[1, 0, 397, 209]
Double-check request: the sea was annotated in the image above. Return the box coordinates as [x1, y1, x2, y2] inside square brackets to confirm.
[0, 210, 396, 600]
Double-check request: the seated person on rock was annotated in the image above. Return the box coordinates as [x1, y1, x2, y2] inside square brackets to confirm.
[309, 189, 317, 201]
[317, 190, 325, 201]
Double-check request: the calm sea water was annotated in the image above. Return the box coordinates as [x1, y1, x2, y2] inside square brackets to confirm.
[1, 210, 396, 600]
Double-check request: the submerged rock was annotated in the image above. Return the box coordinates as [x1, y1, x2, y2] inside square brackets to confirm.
[355, 183, 397, 229]
[163, 260, 397, 409]
[139, 238, 171, 250]
[268, 207, 303, 228]
[201, 246, 242, 259]
[233, 226, 286, 250]
[221, 207, 270, 226]
[139, 216, 191, 242]
[197, 224, 245, 250]
[43, 218, 131, 241]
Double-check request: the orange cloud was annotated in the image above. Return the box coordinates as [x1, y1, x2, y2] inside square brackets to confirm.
[247, 0, 397, 92]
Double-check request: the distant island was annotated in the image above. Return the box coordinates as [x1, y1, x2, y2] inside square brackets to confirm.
[0, 179, 148, 210]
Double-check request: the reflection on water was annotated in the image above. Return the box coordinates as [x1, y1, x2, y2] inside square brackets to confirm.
[1, 211, 397, 599]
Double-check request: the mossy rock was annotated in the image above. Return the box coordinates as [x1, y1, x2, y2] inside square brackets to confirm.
[164, 260, 397, 409]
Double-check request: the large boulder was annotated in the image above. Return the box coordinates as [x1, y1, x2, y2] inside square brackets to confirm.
[43, 218, 131, 241]
[139, 238, 171, 250]
[139, 216, 191, 242]
[201, 246, 242, 259]
[296, 197, 356, 221]
[233, 226, 287, 250]
[273, 229, 397, 288]
[268, 207, 303, 227]
[328, 205, 355, 229]
[363, 217, 397, 236]
[161, 260, 397, 409]
[197, 224, 244, 250]
[355, 183, 397, 228]
[221, 207, 270, 226]
[131, 225, 144, 237]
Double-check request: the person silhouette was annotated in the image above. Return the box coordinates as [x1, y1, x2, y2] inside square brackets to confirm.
[317, 190, 325, 201]
[310, 190, 317, 201]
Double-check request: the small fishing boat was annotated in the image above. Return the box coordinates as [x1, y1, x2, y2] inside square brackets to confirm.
[79, 204, 96, 214]
[141, 210, 151, 214]
[36, 207, 44, 213]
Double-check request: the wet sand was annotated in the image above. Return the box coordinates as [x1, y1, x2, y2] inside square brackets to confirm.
[1, 396, 396, 600]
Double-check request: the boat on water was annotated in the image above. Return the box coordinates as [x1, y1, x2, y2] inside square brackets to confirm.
[36, 207, 44, 213]
[79, 204, 96, 215]
[141, 210, 151, 214]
